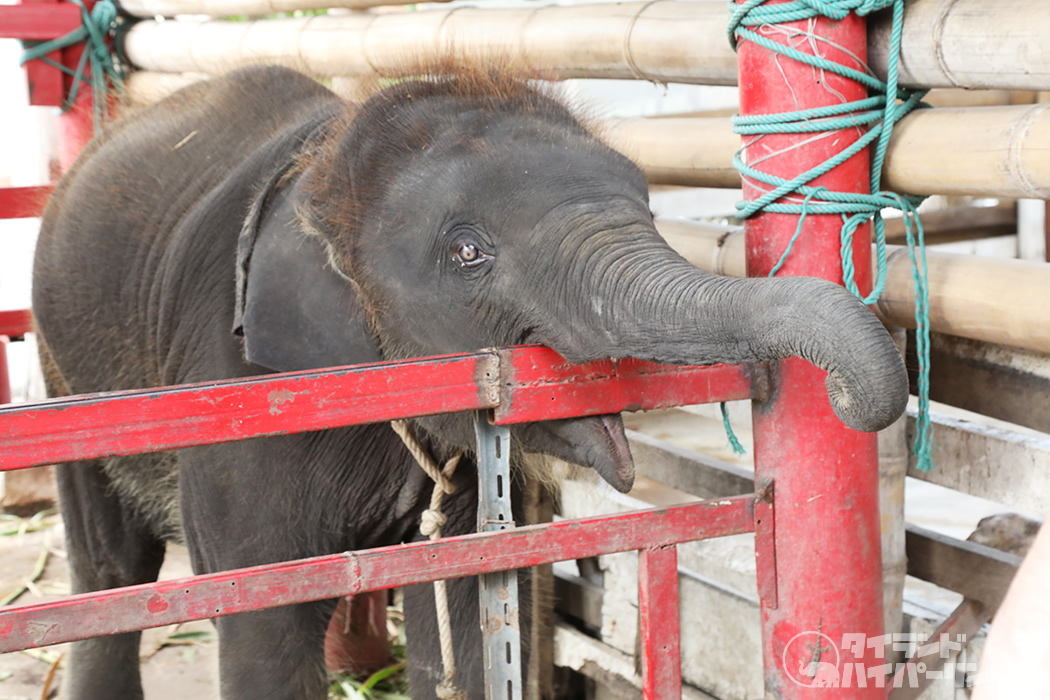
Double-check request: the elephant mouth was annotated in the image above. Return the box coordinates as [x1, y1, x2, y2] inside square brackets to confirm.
[515, 413, 635, 493]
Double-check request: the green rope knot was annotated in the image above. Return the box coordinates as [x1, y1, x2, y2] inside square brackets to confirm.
[20, 0, 127, 129]
[721, 402, 747, 456]
[727, 0, 934, 471]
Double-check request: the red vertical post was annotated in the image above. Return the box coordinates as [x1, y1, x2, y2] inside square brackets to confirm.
[0, 338, 11, 405]
[639, 545, 682, 699]
[57, 0, 97, 174]
[58, 91, 96, 173]
[737, 4, 886, 699]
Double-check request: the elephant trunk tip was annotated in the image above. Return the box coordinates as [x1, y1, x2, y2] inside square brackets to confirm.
[825, 363, 909, 433]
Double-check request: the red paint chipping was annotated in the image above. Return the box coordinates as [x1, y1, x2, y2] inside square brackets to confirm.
[737, 3, 886, 697]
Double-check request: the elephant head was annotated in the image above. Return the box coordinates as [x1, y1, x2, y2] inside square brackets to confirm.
[239, 70, 908, 493]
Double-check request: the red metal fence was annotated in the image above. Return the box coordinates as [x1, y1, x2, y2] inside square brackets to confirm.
[0, 346, 761, 697]
[1, 2, 891, 697]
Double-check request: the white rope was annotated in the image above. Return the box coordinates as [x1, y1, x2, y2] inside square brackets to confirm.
[390, 419, 467, 700]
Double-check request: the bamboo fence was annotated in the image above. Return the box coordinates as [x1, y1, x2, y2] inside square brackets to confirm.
[120, 0, 1050, 92]
[118, 0, 422, 17]
[122, 71, 1050, 202]
[606, 106, 1050, 199]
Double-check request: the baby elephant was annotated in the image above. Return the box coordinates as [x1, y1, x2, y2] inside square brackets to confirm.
[32, 65, 907, 699]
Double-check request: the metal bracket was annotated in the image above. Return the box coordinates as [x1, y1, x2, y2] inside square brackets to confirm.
[474, 412, 523, 700]
[754, 478, 778, 609]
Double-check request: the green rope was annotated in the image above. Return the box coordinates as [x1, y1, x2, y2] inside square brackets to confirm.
[725, 0, 934, 471]
[721, 403, 747, 456]
[20, 0, 126, 130]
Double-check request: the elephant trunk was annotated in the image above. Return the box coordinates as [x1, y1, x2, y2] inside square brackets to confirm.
[561, 245, 908, 434]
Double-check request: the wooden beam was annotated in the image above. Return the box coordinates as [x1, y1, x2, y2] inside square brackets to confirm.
[883, 202, 1016, 245]
[905, 408, 1050, 515]
[625, 429, 1033, 607]
[905, 524, 1022, 613]
[908, 332, 1050, 434]
[627, 430, 752, 499]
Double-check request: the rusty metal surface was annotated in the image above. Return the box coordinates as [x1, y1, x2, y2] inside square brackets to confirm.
[0, 346, 754, 470]
[639, 545, 682, 700]
[753, 478, 777, 610]
[0, 353, 502, 470]
[0, 496, 755, 652]
[493, 346, 754, 424]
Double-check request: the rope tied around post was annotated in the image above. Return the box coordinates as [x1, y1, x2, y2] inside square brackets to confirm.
[20, 0, 127, 130]
[725, 0, 934, 471]
[390, 419, 467, 700]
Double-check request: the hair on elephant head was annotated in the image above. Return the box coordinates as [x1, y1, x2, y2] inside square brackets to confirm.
[32, 63, 907, 700]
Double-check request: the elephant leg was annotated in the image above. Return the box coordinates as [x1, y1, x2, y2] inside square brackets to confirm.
[176, 439, 347, 700]
[213, 600, 338, 699]
[56, 459, 166, 700]
[404, 565, 484, 699]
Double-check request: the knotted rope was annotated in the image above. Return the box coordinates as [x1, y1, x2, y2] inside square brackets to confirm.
[20, 0, 126, 130]
[724, 0, 933, 470]
[390, 420, 467, 700]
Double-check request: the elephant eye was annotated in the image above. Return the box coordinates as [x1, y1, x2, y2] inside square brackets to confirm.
[453, 242, 492, 268]
[459, 244, 479, 262]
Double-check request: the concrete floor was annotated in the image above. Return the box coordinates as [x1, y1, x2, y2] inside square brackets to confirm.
[0, 516, 218, 700]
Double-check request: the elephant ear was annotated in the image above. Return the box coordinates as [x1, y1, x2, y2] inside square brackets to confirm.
[233, 173, 381, 372]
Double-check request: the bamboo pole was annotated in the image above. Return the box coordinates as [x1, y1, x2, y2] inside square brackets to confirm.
[601, 118, 740, 189]
[121, 0, 1050, 92]
[656, 219, 1050, 356]
[882, 104, 1050, 200]
[610, 107, 1050, 199]
[868, 0, 1050, 93]
[123, 71, 1050, 200]
[118, 0, 421, 17]
[125, 71, 206, 107]
[123, 3, 739, 86]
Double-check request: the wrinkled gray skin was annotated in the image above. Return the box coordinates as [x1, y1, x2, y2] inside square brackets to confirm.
[32, 66, 907, 700]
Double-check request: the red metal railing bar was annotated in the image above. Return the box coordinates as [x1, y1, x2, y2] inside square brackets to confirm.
[0, 495, 755, 652]
[0, 186, 52, 220]
[0, 353, 500, 471]
[0, 309, 33, 338]
[492, 346, 754, 424]
[0, 347, 753, 471]
[0, 4, 81, 40]
[639, 545, 683, 700]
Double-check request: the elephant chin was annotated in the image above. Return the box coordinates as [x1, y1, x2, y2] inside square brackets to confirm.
[515, 414, 635, 493]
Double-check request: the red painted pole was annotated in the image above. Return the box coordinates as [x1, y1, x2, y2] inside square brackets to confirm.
[737, 4, 886, 699]
[0, 338, 11, 406]
[58, 89, 95, 173]
[639, 545, 682, 700]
